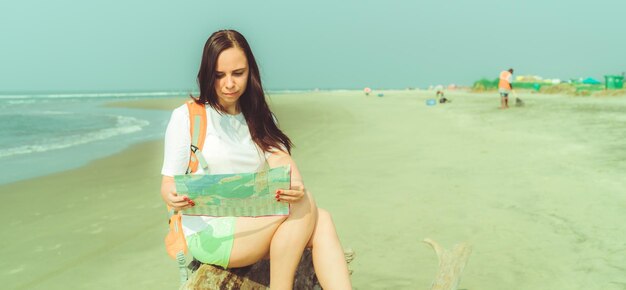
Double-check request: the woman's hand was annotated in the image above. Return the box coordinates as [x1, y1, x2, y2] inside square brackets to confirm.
[266, 149, 308, 204]
[161, 176, 195, 211]
[276, 184, 305, 203]
[166, 191, 195, 211]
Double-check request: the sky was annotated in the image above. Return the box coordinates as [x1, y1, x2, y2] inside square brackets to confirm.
[1, 0, 624, 92]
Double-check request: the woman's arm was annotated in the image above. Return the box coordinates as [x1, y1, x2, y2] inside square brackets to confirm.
[160, 106, 194, 211]
[267, 149, 307, 203]
[161, 175, 194, 211]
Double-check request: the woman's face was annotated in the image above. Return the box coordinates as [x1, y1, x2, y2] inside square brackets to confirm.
[214, 47, 249, 112]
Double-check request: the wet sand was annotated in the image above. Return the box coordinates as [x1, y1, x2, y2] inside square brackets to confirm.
[3, 90, 626, 289]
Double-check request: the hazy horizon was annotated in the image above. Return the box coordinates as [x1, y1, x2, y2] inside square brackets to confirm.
[1, 0, 624, 92]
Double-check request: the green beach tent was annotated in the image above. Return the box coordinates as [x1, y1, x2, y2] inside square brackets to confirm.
[604, 75, 624, 90]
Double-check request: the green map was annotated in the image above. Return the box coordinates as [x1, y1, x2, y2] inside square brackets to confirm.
[174, 165, 291, 217]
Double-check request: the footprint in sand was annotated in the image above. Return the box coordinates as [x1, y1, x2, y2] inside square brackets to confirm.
[34, 244, 62, 252]
[9, 220, 22, 226]
[6, 266, 25, 275]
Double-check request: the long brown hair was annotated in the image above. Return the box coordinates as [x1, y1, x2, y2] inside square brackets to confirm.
[193, 30, 292, 154]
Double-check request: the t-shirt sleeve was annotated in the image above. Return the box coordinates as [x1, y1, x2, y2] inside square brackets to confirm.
[161, 106, 191, 177]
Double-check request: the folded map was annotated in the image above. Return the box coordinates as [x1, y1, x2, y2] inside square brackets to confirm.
[174, 165, 291, 217]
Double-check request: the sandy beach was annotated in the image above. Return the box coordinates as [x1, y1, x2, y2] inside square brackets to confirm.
[3, 90, 626, 289]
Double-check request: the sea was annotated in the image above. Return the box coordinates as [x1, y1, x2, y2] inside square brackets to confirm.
[0, 91, 186, 185]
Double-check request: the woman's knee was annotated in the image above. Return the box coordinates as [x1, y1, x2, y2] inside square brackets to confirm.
[307, 208, 336, 248]
[317, 208, 337, 232]
[289, 189, 318, 221]
[317, 208, 332, 225]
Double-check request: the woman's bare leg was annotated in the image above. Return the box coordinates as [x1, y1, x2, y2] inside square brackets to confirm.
[269, 190, 317, 289]
[228, 215, 287, 268]
[307, 208, 352, 290]
[228, 191, 317, 289]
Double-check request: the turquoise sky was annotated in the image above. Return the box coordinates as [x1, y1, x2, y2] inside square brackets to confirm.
[1, 0, 624, 91]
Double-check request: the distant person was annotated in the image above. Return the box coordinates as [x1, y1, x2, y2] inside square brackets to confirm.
[435, 84, 444, 98]
[499, 68, 514, 109]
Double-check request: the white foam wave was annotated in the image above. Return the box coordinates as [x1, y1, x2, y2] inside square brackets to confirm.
[6, 99, 36, 104]
[0, 91, 193, 100]
[0, 110, 75, 117]
[0, 115, 150, 158]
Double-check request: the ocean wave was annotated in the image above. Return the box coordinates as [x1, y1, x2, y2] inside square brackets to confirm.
[0, 115, 150, 158]
[0, 91, 193, 100]
[0, 110, 80, 117]
[6, 99, 37, 105]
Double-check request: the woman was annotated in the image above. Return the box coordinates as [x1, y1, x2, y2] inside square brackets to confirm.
[160, 30, 352, 290]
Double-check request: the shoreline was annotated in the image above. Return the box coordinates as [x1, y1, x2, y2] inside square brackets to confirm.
[0, 96, 175, 186]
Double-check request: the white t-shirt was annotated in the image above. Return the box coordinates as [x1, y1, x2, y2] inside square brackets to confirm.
[161, 103, 268, 237]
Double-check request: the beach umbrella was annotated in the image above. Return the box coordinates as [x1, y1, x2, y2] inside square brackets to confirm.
[363, 87, 372, 96]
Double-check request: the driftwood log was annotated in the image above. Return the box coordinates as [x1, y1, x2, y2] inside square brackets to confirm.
[180, 248, 355, 290]
[423, 239, 472, 290]
[180, 239, 470, 290]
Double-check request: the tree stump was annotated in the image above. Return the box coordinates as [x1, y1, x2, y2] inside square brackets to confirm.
[423, 239, 472, 290]
[181, 248, 355, 290]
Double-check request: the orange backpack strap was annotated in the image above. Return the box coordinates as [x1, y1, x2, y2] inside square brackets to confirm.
[165, 207, 187, 258]
[185, 100, 208, 174]
[163, 100, 208, 284]
[164, 207, 189, 283]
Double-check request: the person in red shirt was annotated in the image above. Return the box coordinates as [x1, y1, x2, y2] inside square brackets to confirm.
[498, 68, 514, 109]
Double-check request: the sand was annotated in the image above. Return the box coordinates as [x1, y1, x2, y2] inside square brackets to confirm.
[2, 90, 626, 289]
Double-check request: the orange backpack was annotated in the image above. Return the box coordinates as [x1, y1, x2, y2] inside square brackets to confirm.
[164, 100, 208, 283]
